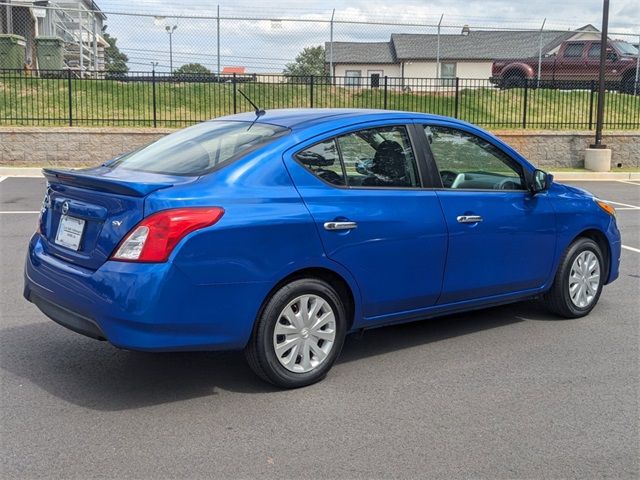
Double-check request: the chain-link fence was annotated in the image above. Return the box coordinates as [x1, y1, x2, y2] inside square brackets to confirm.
[0, 2, 638, 129]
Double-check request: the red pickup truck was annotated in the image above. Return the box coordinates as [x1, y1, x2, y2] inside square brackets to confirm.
[491, 40, 639, 93]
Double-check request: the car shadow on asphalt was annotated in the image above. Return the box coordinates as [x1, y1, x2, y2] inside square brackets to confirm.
[1, 300, 558, 411]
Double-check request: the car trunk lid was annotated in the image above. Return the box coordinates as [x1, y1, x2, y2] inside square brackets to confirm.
[40, 167, 196, 270]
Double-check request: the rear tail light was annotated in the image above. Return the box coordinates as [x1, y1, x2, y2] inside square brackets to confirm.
[111, 207, 224, 262]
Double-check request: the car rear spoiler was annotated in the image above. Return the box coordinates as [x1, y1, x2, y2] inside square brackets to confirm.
[42, 168, 176, 197]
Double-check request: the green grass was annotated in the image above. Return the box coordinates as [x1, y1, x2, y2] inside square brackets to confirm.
[1, 75, 639, 129]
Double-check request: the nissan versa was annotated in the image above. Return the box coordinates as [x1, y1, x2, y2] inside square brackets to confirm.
[24, 109, 621, 388]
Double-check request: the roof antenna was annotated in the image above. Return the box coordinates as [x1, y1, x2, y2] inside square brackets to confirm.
[237, 89, 266, 130]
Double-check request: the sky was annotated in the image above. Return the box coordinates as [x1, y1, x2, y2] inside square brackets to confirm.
[93, 0, 639, 72]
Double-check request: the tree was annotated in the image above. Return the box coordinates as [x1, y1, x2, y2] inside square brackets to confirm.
[103, 33, 129, 73]
[283, 46, 326, 83]
[173, 63, 212, 75]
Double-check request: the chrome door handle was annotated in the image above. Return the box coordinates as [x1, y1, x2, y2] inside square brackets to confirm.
[324, 221, 358, 231]
[456, 215, 483, 224]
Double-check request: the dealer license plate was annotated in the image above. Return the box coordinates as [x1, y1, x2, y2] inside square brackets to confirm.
[55, 215, 85, 251]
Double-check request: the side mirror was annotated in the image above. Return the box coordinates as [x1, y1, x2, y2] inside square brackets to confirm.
[530, 169, 553, 193]
[605, 48, 617, 61]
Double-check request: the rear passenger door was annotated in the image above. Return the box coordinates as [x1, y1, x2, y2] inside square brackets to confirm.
[556, 42, 586, 82]
[283, 123, 448, 321]
[422, 124, 557, 304]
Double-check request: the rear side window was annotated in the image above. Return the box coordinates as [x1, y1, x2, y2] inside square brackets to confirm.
[296, 125, 420, 189]
[295, 139, 345, 186]
[338, 126, 419, 187]
[564, 43, 585, 58]
[588, 43, 601, 58]
[110, 121, 289, 176]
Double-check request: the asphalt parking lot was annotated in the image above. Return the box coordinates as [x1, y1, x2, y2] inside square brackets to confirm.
[1, 177, 638, 479]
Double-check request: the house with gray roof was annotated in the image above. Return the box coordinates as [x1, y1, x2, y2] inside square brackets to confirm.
[326, 25, 599, 87]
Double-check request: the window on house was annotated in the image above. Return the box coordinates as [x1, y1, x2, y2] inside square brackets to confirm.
[345, 70, 362, 87]
[440, 62, 456, 86]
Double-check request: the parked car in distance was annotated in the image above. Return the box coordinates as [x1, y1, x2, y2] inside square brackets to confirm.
[491, 39, 639, 93]
[24, 109, 621, 388]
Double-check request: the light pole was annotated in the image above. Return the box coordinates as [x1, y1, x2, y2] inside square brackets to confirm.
[165, 24, 177, 73]
[592, 0, 609, 148]
[585, 0, 612, 172]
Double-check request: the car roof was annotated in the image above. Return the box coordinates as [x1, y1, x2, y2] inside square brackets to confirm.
[214, 108, 459, 130]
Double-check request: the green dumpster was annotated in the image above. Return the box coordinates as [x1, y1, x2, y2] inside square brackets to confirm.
[0, 34, 26, 70]
[35, 37, 65, 70]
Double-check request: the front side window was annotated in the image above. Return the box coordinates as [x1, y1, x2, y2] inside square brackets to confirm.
[425, 126, 525, 190]
[588, 43, 617, 60]
[295, 139, 345, 186]
[110, 121, 289, 176]
[564, 43, 585, 58]
[337, 126, 419, 188]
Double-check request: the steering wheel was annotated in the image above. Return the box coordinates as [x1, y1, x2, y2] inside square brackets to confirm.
[494, 178, 521, 190]
[439, 170, 459, 188]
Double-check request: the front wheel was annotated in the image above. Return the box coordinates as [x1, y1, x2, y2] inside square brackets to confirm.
[245, 278, 347, 388]
[543, 238, 605, 318]
[621, 74, 638, 95]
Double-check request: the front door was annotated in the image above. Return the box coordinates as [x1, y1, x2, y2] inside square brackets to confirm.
[368, 70, 383, 88]
[422, 124, 557, 304]
[283, 123, 448, 319]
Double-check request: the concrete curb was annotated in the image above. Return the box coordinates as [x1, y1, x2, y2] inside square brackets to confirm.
[0, 167, 44, 177]
[1, 167, 638, 182]
[550, 172, 640, 181]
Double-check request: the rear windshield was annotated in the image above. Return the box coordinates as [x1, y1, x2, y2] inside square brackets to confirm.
[109, 121, 290, 176]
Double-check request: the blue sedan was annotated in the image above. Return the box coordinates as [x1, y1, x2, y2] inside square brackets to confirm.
[24, 109, 621, 388]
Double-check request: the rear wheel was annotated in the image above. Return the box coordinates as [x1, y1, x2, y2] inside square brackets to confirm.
[621, 74, 638, 95]
[245, 278, 347, 388]
[543, 238, 605, 318]
[502, 71, 526, 89]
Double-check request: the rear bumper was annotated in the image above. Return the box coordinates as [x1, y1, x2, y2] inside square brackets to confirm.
[26, 290, 106, 340]
[24, 234, 269, 351]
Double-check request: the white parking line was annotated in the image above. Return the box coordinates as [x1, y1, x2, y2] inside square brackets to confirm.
[0, 211, 40, 214]
[0, 176, 7, 183]
[616, 180, 640, 186]
[603, 200, 640, 210]
[622, 245, 640, 254]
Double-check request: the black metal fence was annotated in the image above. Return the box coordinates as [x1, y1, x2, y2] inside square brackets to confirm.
[1, 70, 638, 129]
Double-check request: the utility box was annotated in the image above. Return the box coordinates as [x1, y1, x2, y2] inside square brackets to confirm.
[35, 37, 65, 70]
[0, 34, 27, 70]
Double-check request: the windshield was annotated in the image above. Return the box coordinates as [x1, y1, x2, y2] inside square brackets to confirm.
[614, 41, 638, 56]
[110, 121, 290, 176]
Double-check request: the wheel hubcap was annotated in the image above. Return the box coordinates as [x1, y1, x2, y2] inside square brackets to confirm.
[273, 294, 337, 373]
[568, 250, 600, 309]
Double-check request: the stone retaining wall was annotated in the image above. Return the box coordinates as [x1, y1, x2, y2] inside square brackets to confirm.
[492, 130, 639, 169]
[0, 127, 638, 169]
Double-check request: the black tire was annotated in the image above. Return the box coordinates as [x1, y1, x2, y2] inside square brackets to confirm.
[543, 237, 605, 318]
[502, 71, 526, 89]
[621, 74, 638, 95]
[245, 278, 347, 388]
